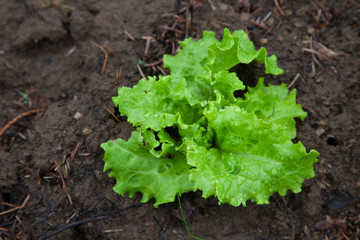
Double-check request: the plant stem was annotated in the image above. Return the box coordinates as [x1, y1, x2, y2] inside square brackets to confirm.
[177, 194, 204, 240]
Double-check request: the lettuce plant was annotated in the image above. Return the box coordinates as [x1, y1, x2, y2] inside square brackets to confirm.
[101, 29, 319, 207]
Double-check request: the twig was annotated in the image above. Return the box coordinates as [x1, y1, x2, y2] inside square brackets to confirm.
[249, 19, 267, 30]
[274, 0, 285, 16]
[309, 36, 321, 65]
[137, 63, 147, 79]
[136, 209, 154, 226]
[340, 230, 350, 240]
[288, 73, 300, 89]
[314, 0, 329, 12]
[15, 215, 23, 224]
[156, 66, 167, 76]
[302, 105, 315, 114]
[0, 108, 43, 137]
[162, 26, 185, 34]
[98, 46, 109, 75]
[185, 3, 191, 38]
[207, 0, 216, 10]
[145, 59, 163, 67]
[280, 196, 289, 216]
[161, 13, 180, 18]
[65, 45, 77, 57]
[70, 142, 81, 162]
[144, 36, 151, 56]
[123, 29, 135, 41]
[115, 66, 123, 85]
[103, 106, 122, 123]
[262, 24, 274, 38]
[103, 229, 124, 233]
[54, 160, 73, 205]
[0, 195, 30, 216]
[90, 41, 113, 75]
[172, 41, 176, 55]
[0, 202, 18, 208]
[262, 11, 273, 22]
[141, 36, 155, 40]
[210, 19, 231, 28]
[245, 28, 250, 39]
[2, 59, 14, 70]
[302, 48, 327, 60]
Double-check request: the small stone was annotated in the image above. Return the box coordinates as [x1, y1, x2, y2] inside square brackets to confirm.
[307, 26, 315, 34]
[82, 127, 92, 135]
[315, 127, 326, 136]
[317, 120, 327, 126]
[294, 21, 305, 28]
[73, 112, 83, 120]
[318, 182, 327, 189]
[316, 75, 325, 83]
[330, 66, 338, 74]
[259, 38, 268, 44]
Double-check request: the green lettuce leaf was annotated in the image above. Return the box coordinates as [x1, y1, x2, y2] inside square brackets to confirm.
[237, 78, 307, 139]
[113, 75, 202, 131]
[101, 130, 194, 207]
[163, 28, 283, 106]
[186, 105, 318, 206]
[164, 28, 284, 81]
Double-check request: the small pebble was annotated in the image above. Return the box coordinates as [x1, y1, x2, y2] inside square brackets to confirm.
[73, 112, 83, 120]
[259, 38, 268, 44]
[317, 120, 327, 126]
[294, 22, 305, 28]
[307, 26, 315, 34]
[82, 127, 92, 135]
[315, 127, 325, 136]
[316, 75, 325, 83]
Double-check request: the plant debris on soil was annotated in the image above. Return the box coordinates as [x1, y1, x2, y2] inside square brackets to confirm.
[0, 0, 359, 239]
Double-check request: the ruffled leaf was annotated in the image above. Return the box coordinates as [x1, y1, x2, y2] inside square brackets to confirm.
[187, 105, 318, 206]
[237, 78, 307, 139]
[113, 75, 202, 131]
[163, 28, 283, 106]
[101, 130, 194, 207]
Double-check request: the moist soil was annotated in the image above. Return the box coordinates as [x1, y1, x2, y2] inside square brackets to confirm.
[0, 1, 359, 239]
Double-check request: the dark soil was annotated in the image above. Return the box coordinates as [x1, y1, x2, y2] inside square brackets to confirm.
[1, 0, 359, 239]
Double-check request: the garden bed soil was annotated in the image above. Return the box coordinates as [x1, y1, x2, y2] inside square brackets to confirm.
[0, 0, 359, 239]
